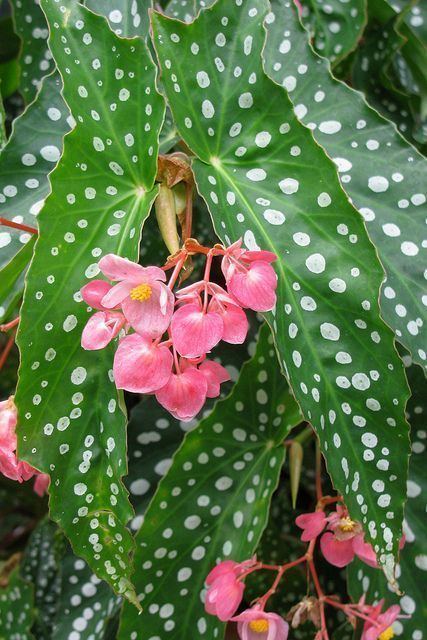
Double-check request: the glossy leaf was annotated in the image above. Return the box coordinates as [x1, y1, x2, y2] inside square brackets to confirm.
[15, 0, 165, 604]
[21, 519, 65, 640]
[302, 0, 367, 65]
[165, 0, 196, 22]
[10, 0, 55, 103]
[0, 567, 34, 640]
[0, 71, 70, 274]
[0, 236, 35, 324]
[119, 325, 302, 638]
[84, 0, 152, 38]
[264, 0, 427, 372]
[151, 0, 410, 576]
[348, 356, 427, 637]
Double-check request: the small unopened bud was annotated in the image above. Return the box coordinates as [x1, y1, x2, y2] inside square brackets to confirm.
[287, 597, 321, 629]
[155, 183, 181, 256]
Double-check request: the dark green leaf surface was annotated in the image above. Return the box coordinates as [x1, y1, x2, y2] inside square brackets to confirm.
[0, 71, 70, 274]
[0, 236, 35, 324]
[119, 325, 302, 638]
[0, 568, 34, 640]
[15, 0, 164, 603]
[151, 0, 410, 577]
[84, 0, 152, 37]
[265, 1, 427, 373]
[348, 356, 427, 638]
[10, 0, 55, 102]
[303, 0, 367, 64]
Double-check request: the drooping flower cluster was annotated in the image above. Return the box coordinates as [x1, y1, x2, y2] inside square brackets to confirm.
[81, 239, 278, 421]
[296, 504, 378, 568]
[204, 500, 406, 640]
[0, 397, 49, 496]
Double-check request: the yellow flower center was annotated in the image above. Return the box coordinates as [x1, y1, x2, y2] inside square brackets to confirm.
[130, 284, 152, 302]
[379, 627, 394, 640]
[339, 516, 357, 532]
[248, 619, 269, 633]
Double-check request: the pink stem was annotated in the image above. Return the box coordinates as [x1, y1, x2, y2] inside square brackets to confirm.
[0, 317, 20, 332]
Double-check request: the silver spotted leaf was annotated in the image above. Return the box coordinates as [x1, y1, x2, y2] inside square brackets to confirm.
[15, 0, 165, 604]
[348, 356, 427, 638]
[10, 0, 55, 103]
[84, 0, 152, 37]
[0, 567, 34, 640]
[151, 0, 410, 576]
[301, 0, 367, 65]
[0, 71, 70, 274]
[165, 0, 196, 22]
[20, 519, 65, 640]
[118, 325, 302, 638]
[264, 0, 427, 372]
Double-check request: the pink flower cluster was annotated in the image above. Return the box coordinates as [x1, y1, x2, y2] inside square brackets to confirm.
[0, 397, 49, 496]
[296, 505, 378, 568]
[205, 559, 288, 640]
[80, 239, 277, 421]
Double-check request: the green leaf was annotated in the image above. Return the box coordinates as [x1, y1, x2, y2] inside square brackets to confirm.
[0, 236, 35, 324]
[302, 0, 367, 65]
[0, 567, 34, 640]
[10, 0, 55, 103]
[20, 519, 65, 640]
[119, 325, 302, 638]
[84, 0, 152, 38]
[151, 0, 410, 576]
[15, 0, 165, 604]
[165, 0, 197, 22]
[264, 1, 427, 372]
[348, 356, 427, 636]
[0, 71, 70, 274]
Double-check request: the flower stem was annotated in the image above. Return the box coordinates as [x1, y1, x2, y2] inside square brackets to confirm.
[0, 217, 38, 235]
[0, 317, 20, 332]
[168, 252, 187, 289]
[184, 182, 193, 242]
[315, 439, 323, 502]
[0, 332, 16, 372]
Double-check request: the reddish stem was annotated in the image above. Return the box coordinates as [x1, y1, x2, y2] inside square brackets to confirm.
[167, 252, 187, 289]
[184, 182, 193, 242]
[315, 439, 323, 502]
[0, 317, 20, 332]
[0, 217, 38, 235]
[0, 332, 16, 372]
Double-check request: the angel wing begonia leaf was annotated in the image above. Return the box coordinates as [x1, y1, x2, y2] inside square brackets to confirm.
[15, 0, 165, 604]
[151, 0, 410, 578]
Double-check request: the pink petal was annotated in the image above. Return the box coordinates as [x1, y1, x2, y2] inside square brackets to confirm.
[156, 367, 207, 422]
[242, 250, 277, 264]
[0, 399, 17, 450]
[170, 303, 224, 358]
[227, 261, 277, 312]
[122, 283, 174, 338]
[320, 532, 355, 568]
[232, 609, 289, 640]
[0, 447, 23, 481]
[295, 511, 327, 541]
[205, 574, 245, 621]
[113, 333, 172, 393]
[98, 254, 146, 281]
[81, 312, 123, 350]
[206, 560, 239, 585]
[199, 360, 230, 398]
[353, 534, 378, 568]
[33, 473, 50, 496]
[80, 280, 112, 310]
[220, 303, 249, 344]
[101, 281, 133, 308]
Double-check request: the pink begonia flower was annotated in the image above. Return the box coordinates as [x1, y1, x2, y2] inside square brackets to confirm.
[156, 366, 208, 422]
[327, 505, 363, 541]
[208, 295, 248, 344]
[295, 511, 328, 541]
[170, 302, 223, 358]
[0, 399, 45, 492]
[33, 473, 50, 497]
[231, 607, 289, 640]
[361, 601, 401, 640]
[113, 333, 173, 393]
[81, 280, 126, 350]
[98, 254, 174, 338]
[199, 360, 230, 398]
[221, 239, 277, 312]
[205, 559, 256, 622]
[320, 531, 356, 568]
